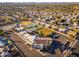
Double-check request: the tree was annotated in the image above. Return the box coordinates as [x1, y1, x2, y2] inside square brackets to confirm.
[0, 29, 4, 36]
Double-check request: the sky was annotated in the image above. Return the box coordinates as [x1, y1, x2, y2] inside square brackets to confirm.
[0, 0, 79, 2]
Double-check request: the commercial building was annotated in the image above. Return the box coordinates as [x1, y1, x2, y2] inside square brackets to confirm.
[32, 37, 52, 50]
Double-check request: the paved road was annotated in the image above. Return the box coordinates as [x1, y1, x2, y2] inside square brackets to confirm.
[7, 32, 44, 57]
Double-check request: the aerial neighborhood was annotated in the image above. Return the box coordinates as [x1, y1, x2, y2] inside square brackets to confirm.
[0, 2, 79, 57]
